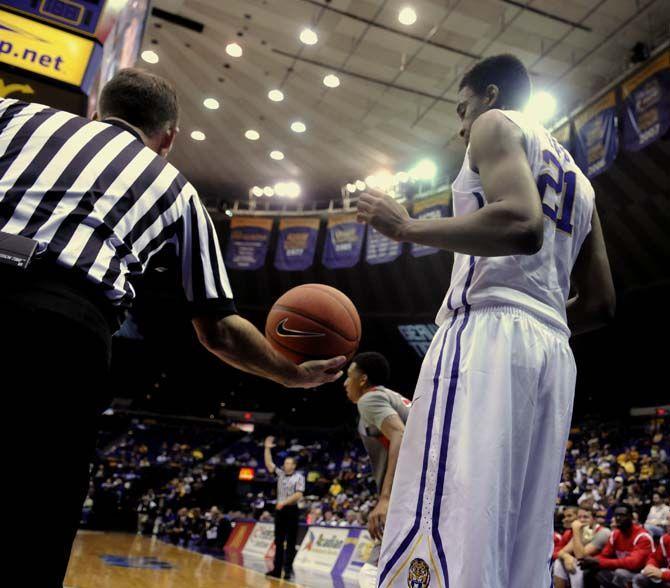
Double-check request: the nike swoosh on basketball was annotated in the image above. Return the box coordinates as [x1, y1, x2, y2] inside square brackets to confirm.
[275, 318, 325, 338]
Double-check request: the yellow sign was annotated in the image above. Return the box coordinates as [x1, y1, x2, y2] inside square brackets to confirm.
[0, 9, 94, 87]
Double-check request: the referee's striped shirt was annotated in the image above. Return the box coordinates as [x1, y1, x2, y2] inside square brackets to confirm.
[0, 98, 235, 317]
[276, 468, 306, 502]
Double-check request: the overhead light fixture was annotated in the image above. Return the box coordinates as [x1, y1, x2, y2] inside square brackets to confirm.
[323, 74, 340, 88]
[398, 7, 417, 26]
[374, 170, 394, 190]
[263, 186, 275, 197]
[409, 159, 437, 181]
[141, 50, 159, 64]
[226, 43, 243, 57]
[268, 89, 284, 102]
[274, 182, 287, 196]
[299, 28, 318, 45]
[355, 180, 366, 191]
[252, 186, 264, 197]
[270, 150, 285, 160]
[285, 182, 301, 198]
[245, 129, 260, 141]
[190, 130, 206, 141]
[290, 121, 306, 133]
[524, 91, 557, 123]
[346, 183, 356, 193]
[203, 98, 220, 110]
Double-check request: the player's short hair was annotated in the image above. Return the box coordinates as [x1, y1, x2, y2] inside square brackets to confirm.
[564, 506, 579, 516]
[459, 54, 531, 110]
[99, 68, 179, 136]
[352, 352, 390, 387]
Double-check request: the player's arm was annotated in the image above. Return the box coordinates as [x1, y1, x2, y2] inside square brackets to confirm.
[566, 206, 615, 335]
[263, 436, 277, 475]
[357, 110, 544, 257]
[368, 414, 405, 541]
[597, 537, 652, 570]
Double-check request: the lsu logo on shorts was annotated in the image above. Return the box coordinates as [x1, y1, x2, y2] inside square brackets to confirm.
[407, 558, 430, 588]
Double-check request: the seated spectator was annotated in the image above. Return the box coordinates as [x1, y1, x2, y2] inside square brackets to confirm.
[645, 493, 670, 540]
[580, 504, 654, 587]
[633, 533, 670, 587]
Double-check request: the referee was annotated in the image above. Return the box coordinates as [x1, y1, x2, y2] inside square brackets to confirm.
[0, 69, 343, 587]
[264, 435, 305, 580]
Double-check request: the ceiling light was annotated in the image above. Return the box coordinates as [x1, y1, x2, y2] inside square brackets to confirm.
[365, 175, 378, 189]
[270, 150, 285, 160]
[524, 91, 557, 123]
[252, 186, 264, 197]
[226, 43, 243, 57]
[245, 129, 260, 141]
[190, 131, 206, 141]
[141, 50, 159, 64]
[290, 121, 306, 133]
[409, 159, 437, 181]
[398, 7, 417, 26]
[299, 28, 318, 45]
[285, 182, 301, 198]
[268, 89, 284, 102]
[275, 182, 288, 196]
[323, 74, 340, 88]
[395, 171, 409, 183]
[355, 180, 366, 191]
[203, 98, 220, 110]
[263, 186, 275, 197]
[374, 170, 394, 190]
[346, 183, 356, 193]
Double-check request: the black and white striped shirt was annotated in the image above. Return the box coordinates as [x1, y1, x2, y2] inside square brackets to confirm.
[0, 98, 234, 316]
[276, 468, 306, 503]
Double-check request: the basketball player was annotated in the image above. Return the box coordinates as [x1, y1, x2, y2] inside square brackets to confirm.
[356, 54, 615, 587]
[343, 352, 411, 588]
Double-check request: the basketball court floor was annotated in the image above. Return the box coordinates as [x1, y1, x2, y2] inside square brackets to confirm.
[64, 531, 349, 588]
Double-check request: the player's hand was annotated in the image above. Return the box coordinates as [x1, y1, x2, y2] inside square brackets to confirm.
[264, 436, 276, 449]
[642, 565, 662, 579]
[288, 356, 346, 388]
[367, 496, 389, 542]
[357, 189, 411, 241]
[578, 556, 600, 570]
[276, 501, 285, 511]
[563, 554, 577, 574]
[571, 520, 583, 532]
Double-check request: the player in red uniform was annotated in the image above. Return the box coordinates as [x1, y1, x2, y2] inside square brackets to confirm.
[633, 533, 670, 587]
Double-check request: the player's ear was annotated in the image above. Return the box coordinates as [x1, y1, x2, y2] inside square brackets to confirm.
[485, 84, 500, 108]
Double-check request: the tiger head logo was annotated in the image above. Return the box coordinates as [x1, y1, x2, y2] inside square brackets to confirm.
[407, 558, 430, 588]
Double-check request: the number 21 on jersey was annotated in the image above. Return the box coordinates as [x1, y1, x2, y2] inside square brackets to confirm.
[537, 149, 575, 235]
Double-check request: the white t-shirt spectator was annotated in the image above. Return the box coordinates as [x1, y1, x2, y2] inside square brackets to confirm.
[646, 503, 670, 527]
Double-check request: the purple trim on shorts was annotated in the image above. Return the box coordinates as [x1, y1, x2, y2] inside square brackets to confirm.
[377, 311, 459, 587]
[472, 191, 485, 209]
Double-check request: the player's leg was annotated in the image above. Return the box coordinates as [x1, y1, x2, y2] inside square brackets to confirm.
[632, 574, 656, 588]
[553, 558, 570, 588]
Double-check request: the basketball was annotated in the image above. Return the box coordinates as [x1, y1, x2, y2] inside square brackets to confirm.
[265, 284, 361, 363]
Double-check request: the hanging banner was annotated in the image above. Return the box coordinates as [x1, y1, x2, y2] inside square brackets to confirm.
[365, 225, 402, 265]
[573, 91, 619, 179]
[410, 191, 451, 258]
[274, 217, 320, 271]
[622, 51, 670, 152]
[322, 213, 364, 269]
[224, 217, 273, 270]
[553, 121, 572, 154]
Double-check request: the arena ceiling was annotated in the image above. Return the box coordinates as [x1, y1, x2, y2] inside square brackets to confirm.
[143, 0, 669, 204]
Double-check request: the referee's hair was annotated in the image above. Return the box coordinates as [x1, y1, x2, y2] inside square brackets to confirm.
[459, 54, 531, 110]
[98, 68, 180, 136]
[352, 352, 390, 387]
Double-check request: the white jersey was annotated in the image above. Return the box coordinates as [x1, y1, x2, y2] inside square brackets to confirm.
[436, 110, 596, 335]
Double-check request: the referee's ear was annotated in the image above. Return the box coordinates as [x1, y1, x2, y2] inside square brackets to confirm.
[157, 126, 178, 158]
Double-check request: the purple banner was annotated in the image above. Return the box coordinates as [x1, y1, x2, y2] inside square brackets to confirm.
[365, 225, 402, 265]
[322, 213, 364, 269]
[622, 51, 670, 152]
[274, 217, 320, 271]
[573, 91, 619, 179]
[410, 191, 451, 258]
[225, 217, 273, 270]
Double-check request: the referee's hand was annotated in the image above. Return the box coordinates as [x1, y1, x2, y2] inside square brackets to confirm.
[288, 356, 346, 388]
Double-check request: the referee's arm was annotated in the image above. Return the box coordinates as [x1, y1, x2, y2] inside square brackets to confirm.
[181, 194, 344, 388]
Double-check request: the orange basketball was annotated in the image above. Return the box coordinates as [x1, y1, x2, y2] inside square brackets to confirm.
[265, 284, 361, 364]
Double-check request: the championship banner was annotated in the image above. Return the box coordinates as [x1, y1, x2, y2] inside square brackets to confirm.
[410, 191, 451, 258]
[365, 225, 402, 265]
[293, 526, 349, 574]
[0, 8, 100, 89]
[274, 217, 320, 271]
[573, 91, 619, 179]
[340, 529, 374, 582]
[241, 521, 275, 559]
[622, 51, 670, 152]
[553, 121, 572, 154]
[322, 213, 364, 269]
[224, 521, 255, 558]
[225, 217, 273, 270]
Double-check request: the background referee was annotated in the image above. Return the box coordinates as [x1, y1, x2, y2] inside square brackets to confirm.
[0, 68, 344, 587]
[264, 435, 306, 580]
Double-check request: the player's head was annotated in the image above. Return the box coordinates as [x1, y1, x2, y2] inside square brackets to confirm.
[283, 456, 297, 475]
[613, 503, 634, 530]
[562, 506, 578, 528]
[457, 54, 531, 144]
[344, 352, 390, 403]
[96, 68, 180, 158]
[577, 506, 595, 526]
